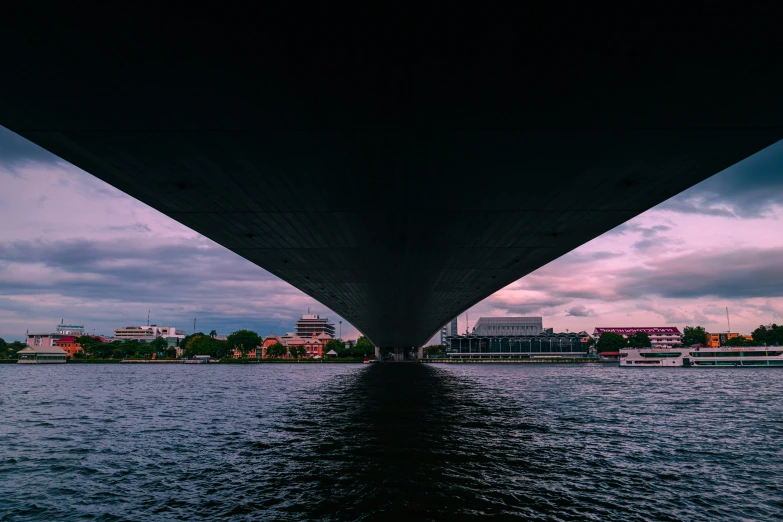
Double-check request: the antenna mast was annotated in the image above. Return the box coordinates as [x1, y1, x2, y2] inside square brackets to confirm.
[147, 309, 150, 327]
[726, 307, 731, 333]
[194, 317, 197, 334]
[465, 312, 469, 335]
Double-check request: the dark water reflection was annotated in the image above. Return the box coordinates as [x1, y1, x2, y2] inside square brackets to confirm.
[2, 363, 783, 521]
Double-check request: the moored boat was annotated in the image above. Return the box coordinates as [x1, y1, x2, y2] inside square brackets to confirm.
[620, 346, 783, 367]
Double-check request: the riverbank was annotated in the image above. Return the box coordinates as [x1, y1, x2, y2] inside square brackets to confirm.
[0, 358, 366, 364]
[423, 357, 603, 364]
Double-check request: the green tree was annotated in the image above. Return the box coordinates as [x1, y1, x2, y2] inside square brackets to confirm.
[266, 343, 287, 358]
[626, 331, 652, 348]
[682, 326, 707, 347]
[596, 332, 626, 351]
[227, 330, 260, 357]
[423, 344, 445, 357]
[0, 338, 6, 358]
[726, 336, 752, 347]
[166, 347, 177, 358]
[183, 334, 229, 358]
[751, 324, 783, 346]
[149, 336, 168, 354]
[75, 335, 101, 357]
[355, 336, 374, 356]
[324, 339, 346, 357]
[209, 330, 217, 338]
[289, 346, 306, 359]
[124, 339, 142, 358]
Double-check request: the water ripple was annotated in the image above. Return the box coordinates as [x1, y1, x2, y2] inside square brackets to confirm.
[1, 364, 783, 520]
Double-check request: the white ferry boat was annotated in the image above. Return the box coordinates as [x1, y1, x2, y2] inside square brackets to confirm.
[620, 346, 783, 367]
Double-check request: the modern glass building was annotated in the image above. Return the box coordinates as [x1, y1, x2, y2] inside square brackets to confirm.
[472, 317, 543, 336]
[445, 332, 588, 358]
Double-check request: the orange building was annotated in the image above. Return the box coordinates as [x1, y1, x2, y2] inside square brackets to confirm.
[234, 332, 333, 359]
[54, 336, 84, 357]
[704, 332, 750, 347]
[55, 335, 111, 357]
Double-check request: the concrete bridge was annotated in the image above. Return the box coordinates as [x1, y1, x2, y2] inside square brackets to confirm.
[1, 7, 781, 349]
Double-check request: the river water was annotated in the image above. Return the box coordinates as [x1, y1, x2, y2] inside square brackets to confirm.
[1, 363, 782, 521]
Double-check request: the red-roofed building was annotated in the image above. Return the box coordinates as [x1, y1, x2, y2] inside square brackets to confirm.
[233, 332, 334, 359]
[54, 335, 111, 357]
[593, 327, 682, 348]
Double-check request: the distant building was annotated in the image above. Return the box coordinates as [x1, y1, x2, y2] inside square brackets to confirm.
[593, 327, 681, 348]
[295, 314, 335, 337]
[54, 335, 111, 357]
[57, 324, 85, 336]
[472, 317, 543, 336]
[17, 345, 67, 363]
[705, 332, 750, 347]
[113, 325, 185, 343]
[440, 317, 459, 345]
[242, 332, 333, 359]
[26, 333, 62, 348]
[445, 332, 587, 358]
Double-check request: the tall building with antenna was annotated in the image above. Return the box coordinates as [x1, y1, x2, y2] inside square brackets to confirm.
[295, 314, 335, 337]
[440, 317, 459, 345]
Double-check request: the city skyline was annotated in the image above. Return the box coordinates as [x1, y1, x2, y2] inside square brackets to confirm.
[1, 124, 782, 342]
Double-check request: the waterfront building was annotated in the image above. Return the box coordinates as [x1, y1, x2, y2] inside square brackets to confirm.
[472, 317, 543, 336]
[445, 332, 587, 358]
[246, 332, 333, 359]
[16, 345, 67, 363]
[113, 325, 185, 342]
[54, 335, 111, 357]
[704, 332, 750, 347]
[294, 314, 336, 337]
[593, 327, 681, 347]
[26, 332, 63, 348]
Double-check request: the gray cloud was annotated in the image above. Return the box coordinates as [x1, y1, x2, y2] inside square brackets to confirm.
[0, 238, 345, 339]
[606, 222, 672, 238]
[565, 305, 594, 317]
[619, 248, 783, 300]
[107, 223, 152, 233]
[0, 125, 62, 172]
[659, 139, 783, 218]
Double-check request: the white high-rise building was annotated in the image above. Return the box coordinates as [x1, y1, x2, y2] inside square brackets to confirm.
[113, 325, 185, 341]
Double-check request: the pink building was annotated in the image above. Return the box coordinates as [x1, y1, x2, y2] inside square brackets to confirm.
[593, 327, 682, 347]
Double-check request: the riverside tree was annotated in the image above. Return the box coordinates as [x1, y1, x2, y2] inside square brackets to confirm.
[227, 330, 260, 357]
[184, 334, 230, 359]
[355, 336, 375, 356]
[726, 336, 754, 347]
[149, 336, 169, 356]
[596, 331, 626, 351]
[0, 339, 27, 358]
[324, 339, 346, 357]
[289, 346, 306, 359]
[751, 324, 783, 346]
[682, 326, 707, 346]
[423, 344, 445, 357]
[266, 342, 287, 358]
[626, 331, 652, 348]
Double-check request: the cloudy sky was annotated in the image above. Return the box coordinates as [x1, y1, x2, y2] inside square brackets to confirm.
[1, 125, 782, 342]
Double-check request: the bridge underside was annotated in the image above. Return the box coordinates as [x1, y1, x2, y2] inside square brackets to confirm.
[1, 9, 782, 347]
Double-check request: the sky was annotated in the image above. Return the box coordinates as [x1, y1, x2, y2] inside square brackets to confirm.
[1, 125, 783, 342]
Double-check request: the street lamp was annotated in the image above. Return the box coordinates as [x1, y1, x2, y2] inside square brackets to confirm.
[339, 321, 342, 339]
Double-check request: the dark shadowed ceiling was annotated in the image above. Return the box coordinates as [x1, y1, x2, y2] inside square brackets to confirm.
[1, 7, 782, 346]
